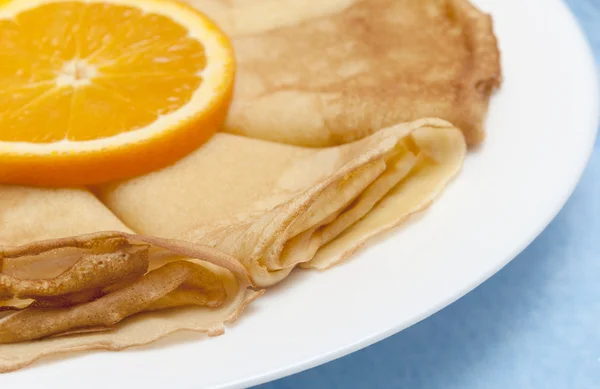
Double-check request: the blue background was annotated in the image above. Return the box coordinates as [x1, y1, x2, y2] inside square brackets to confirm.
[256, 1, 600, 388]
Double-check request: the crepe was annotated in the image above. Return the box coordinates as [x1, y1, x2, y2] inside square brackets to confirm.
[182, 0, 502, 146]
[0, 119, 463, 371]
[98, 118, 466, 287]
[0, 0, 487, 372]
[0, 187, 259, 373]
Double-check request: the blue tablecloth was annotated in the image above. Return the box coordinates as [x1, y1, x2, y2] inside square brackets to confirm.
[257, 2, 600, 388]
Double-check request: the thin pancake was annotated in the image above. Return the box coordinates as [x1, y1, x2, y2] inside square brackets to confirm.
[183, 0, 501, 146]
[98, 119, 466, 287]
[0, 187, 258, 373]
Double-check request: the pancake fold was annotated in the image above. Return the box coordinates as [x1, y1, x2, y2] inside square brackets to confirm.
[0, 189, 259, 373]
[99, 118, 466, 286]
[183, 0, 501, 146]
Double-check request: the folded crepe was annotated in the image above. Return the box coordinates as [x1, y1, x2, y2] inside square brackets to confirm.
[0, 118, 463, 371]
[0, 0, 487, 373]
[0, 187, 259, 373]
[98, 118, 466, 287]
[182, 0, 502, 146]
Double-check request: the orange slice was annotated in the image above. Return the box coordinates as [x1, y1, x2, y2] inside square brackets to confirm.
[0, 0, 234, 186]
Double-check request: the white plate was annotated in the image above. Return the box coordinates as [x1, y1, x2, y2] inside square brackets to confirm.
[1, 0, 598, 388]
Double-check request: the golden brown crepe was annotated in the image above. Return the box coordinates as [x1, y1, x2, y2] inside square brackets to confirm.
[98, 118, 466, 287]
[0, 118, 463, 372]
[182, 0, 501, 146]
[0, 0, 497, 373]
[0, 187, 259, 373]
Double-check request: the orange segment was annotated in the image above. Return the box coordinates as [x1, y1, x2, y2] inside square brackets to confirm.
[5, 86, 75, 143]
[94, 74, 203, 116]
[0, 0, 234, 186]
[68, 84, 160, 141]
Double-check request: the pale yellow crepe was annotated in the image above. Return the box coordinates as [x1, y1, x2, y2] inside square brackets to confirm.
[0, 0, 492, 373]
[182, 0, 502, 146]
[0, 120, 464, 372]
[99, 118, 466, 287]
[0, 187, 259, 373]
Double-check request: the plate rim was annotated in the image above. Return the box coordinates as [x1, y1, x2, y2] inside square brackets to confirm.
[0, 1, 597, 388]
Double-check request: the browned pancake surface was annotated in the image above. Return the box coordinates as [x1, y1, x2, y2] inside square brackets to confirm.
[185, 0, 502, 146]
